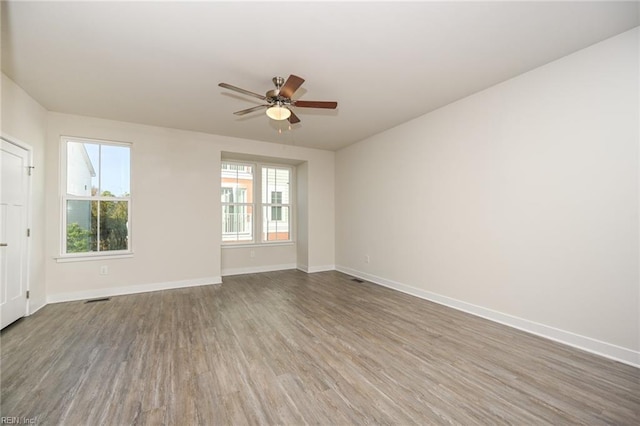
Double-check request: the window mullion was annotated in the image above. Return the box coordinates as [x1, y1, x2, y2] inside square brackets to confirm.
[62, 195, 68, 254]
[255, 163, 261, 243]
[95, 145, 101, 252]
[95, 200, 100, 252]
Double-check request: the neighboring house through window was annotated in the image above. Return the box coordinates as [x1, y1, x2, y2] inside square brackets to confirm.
[221, 163, 254, 242]
[262, 166, 290, 241]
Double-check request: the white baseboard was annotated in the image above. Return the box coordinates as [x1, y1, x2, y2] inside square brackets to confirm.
[221, 264, 297, 277]
[28, 300, 47, 315]
[47, 276, 222, 304]
[306, 264, 336, 273]
[336, 265, 640, 368]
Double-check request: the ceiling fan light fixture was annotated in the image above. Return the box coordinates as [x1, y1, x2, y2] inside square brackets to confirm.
[266, 105, 291, 121]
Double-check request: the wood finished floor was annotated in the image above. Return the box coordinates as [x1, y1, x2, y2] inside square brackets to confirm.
[1, 270, 639, 425]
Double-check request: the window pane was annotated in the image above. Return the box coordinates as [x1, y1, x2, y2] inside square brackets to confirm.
[66, 200, 96, 253]
[263, 206, 289, 241]
[66, 200, 129, 253]
[100, 145, 130, 197]
[67, 142, 130, 197]
[67, 142, 98, 196]
[221, 162, 253, 203]
[262, 167, 290, 203]
[222, 205, 253, 242]
[99, 200, 129, 251]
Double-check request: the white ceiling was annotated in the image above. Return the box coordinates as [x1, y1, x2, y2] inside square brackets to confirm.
[2, 1, 638, 151]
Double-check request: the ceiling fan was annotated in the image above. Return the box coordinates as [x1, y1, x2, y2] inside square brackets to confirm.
[218, 74, 337, 124]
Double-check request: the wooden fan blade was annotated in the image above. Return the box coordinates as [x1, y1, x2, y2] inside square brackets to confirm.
[219, 83, 267, 101]
[288, 110, 301, 124]
[233, 105, 268, 116]
[294, 100, 338, 109]
[279, 75, 305, 99]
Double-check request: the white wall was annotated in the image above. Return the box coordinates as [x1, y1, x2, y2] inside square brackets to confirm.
[222, 244, 297, 276]
[296, 162, 309, 271]
[307, 158, 336, 272]
[1, 73, 48, 312]
[336, 29, 639, 365]
[45, 113, 335, 301]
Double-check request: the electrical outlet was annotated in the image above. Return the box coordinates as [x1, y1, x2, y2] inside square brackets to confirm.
[250, 250, 255, 259]
[100, 265, 108, 275]
[365, 255, 370, 264]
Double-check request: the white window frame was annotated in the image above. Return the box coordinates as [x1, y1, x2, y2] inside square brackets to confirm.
[221, 160, 294, 246]
[59, 136, 133, 261]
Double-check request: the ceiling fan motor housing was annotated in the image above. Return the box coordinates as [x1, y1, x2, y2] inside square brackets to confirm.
[267, 77, 288, 104]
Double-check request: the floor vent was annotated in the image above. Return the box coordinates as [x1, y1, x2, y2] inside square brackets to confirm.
[85, 297, 111, 304]
[351, 278, 364, 283]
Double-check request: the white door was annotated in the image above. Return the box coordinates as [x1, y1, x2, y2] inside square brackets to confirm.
[1, 139, 30, 329]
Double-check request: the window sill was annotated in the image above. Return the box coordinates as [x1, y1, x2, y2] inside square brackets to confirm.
[55, 252, 134, 263]
[222, 242, 295, 249]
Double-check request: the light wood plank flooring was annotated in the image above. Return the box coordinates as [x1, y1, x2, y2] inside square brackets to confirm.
[1, 270, 639, 425]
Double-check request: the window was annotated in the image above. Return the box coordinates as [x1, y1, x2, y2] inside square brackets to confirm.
[221, 161, 292, 244]
[62, 137, 131, 256]
[221, 163, 254, 242]
[262, 167, 290, 241]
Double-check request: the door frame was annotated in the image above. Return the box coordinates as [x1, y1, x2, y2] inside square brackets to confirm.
[1, 133, 33, 316]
